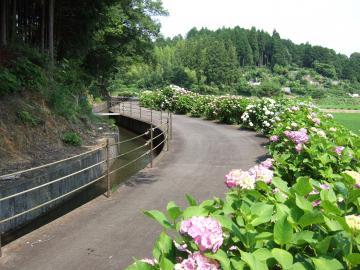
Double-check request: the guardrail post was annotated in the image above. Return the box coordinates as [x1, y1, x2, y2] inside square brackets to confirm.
[166, 117, 169, 151]
[150, 124, 153, 168]
[150, 109, 153, 123]
[130, 101, 133, 116]
[170, 112, 173, 140]
[0, 233, 2, 257]
[106, 138, 111, 198]
[139, 106, 142, 119]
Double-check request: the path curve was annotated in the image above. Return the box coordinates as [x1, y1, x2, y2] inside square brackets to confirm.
[0, 114, 267, 270]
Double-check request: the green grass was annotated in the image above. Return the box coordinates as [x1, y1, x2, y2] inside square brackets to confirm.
[333, 113, 360, 134]
[316, 97, 360, 110]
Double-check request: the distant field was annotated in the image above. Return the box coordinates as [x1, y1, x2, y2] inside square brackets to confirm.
[316, 97, 360, 110]
[333, 113, 360, 134]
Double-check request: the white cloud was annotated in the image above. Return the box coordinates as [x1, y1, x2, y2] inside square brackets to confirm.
[157, 0, 360, 56]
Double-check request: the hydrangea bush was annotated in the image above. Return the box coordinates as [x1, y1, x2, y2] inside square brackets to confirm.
[129, 87, 360, 270]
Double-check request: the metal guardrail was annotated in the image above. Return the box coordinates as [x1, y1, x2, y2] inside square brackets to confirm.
[0, 100, 172, 257]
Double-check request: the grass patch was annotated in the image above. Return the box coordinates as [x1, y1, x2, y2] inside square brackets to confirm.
[333, 113, 360, 134]
[62, 132, 82, 146]
[316, 97, 360, 110]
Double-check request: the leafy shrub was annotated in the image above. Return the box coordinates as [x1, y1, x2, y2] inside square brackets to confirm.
[256, 80, 281, 97]
[117, 90, 138, 97]
[129, 87, 360, 270]
[17, 110, 39, 126]
[62, 132, 82, 146]
[12, 57, 48, 92]
[314, 61, 337, 79]
[0, 67, 21, 95]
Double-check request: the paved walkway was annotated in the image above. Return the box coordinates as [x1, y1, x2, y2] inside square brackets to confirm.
[0, 114, 267, 270]
[320, 109, 360, 113]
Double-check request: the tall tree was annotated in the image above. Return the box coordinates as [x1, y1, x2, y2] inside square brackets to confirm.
[1, 0, 7, 46]
[48, 0, 54, 62]
[248, 27, 259, 65]
[271, 30, 289, 66]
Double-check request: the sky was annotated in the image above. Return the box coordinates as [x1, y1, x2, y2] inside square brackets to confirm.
[157, 0, 360, 56]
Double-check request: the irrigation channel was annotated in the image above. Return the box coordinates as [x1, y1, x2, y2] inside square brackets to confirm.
[0, 100, 171, 256]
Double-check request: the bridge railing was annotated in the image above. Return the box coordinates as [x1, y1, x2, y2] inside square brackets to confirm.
[0, 100, 172, 257]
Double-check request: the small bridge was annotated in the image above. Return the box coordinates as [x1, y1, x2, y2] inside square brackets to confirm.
[0, 100, 267, 270]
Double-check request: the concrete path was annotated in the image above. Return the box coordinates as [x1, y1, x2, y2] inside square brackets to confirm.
[0, 114, 267, 270]
[320, 109, 360, 113]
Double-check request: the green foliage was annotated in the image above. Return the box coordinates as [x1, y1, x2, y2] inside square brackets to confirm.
[17, 110, 40, 126]
[128, 90, 360, 269]
[314, 61, 337, 79]
[62, 132, 82, 146]
[257, 80, 281, 97]
[0, 67, 21, 95]
[120, 25, 360, 94]
[12, 57, 48, 92]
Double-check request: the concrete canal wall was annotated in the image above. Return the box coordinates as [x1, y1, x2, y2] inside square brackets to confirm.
[0, 135, 119, 234]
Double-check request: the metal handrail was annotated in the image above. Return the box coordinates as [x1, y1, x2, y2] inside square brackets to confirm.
[108, 150, 150, 176]
[0, 160, 107, 203]
[0, 145, 106, 179]
[0, 174, 106, 224]
[108, 142, 149, 160]
[153, 136, 167, 152]
[0, 99, 172, 256]
[108, 130, 149, 146]
[152, 130, 166, 141]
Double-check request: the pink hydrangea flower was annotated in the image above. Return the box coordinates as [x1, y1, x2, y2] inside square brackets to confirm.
[228, 246, 238, 251]
[225, 169, 255, 190]
[249, 165, 273, 184]
[174, 241, 190, 253]
[334, 146, 345, 156]
[312, 200, 321, 207]
[174, 252, 220, 270]
[309, 188, 319, 195]
[284, 129, 309, 144]
[180, 216, 223, 253]
[320, 184, 330, 190]
[312, 118, 321, 126]
[309, 184, 329, 196]
[270, 135, 279, 142]
[260, 158, 274, 169]
[317, 130, 326, 138]
[295, 143, 303, 153]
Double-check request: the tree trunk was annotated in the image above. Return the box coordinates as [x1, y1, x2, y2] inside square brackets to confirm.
[41, 0, 45, 52]
[10, 0, 16, 43]
[1, 0, 7, 46]
[48, 0, 54, 62]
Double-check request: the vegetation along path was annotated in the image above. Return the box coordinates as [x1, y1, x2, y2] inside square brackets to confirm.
[0, 114, 267, 270]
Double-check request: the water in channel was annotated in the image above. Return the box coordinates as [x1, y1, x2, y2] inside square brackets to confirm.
[109, 126, 150, 188]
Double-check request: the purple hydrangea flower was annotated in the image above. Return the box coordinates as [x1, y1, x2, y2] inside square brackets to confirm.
[312, 200, 321, 207]
[334, 146, 345, 156]
[249, 165, 273, 184]
[174, 252, 220, 270]
[180, 217, 223, 253]
[295, 143, 303, 153]
[270, 135, 279, 142]
[224, 169, 256, 189]
[284, 129, 309, 144]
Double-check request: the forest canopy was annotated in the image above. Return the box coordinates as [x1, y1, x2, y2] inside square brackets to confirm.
[0, 0, 167, 98]
[0, 1, 359, 100]
[118, 26, 360, 95]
